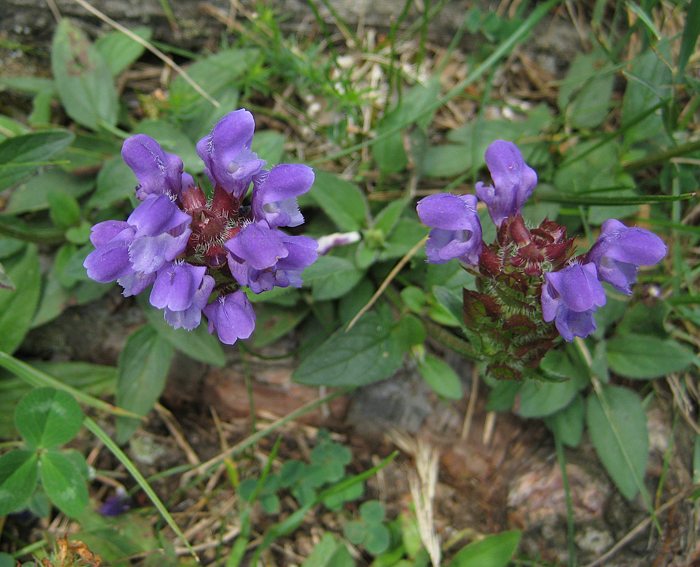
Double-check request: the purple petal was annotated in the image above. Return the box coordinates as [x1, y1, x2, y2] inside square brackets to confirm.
[164, 274, 214, 330]
[84, 240, 133, 283]
[545, 263, 605, 313]
[555, 308, 597, 342]
[128, 230, 191, 274]
[127, 195, 191, 238]
[416, 194, 479, 230]
[476, 140, 537, 226]
[275, 234, 318, 287]
[225, 222, 288, 270]
[89, 220, 131, 247]
[540, 279, 559, 323]
[150, 262, 206, 311]
[122, 134, 187, 200]
[196, 110, 265, 198]
[204, 291, 256, 345]
[118, 271, 156, 297]
[252, 164, 314, 227]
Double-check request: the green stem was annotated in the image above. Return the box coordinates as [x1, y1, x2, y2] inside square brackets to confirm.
[555, 434, 577, 567]
[423, 319, 481, 361]
[622, 139, 700, 171]
[0, 215, 64, 244]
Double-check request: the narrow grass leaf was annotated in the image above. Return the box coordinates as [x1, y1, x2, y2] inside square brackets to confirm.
[679, 0, 700, 75]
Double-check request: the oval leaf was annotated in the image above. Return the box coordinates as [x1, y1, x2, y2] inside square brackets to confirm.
[302, 256, 364, 301]
[0, 450, 39, 515]
[418, 354, 463, 400]
[51, 19, 118, 130]
[517, 378, 580, 419]
[586, 386, 649, 500]
[40, 450, 89, 517]
[15, 387, 84, 449]
[116, 325, 174, 443]
[0, 245, 41, 354]
[0, 130, 74, 190]
[449, 531, 522, 567]
[606, 333, 694, 379]
[293, 311, 403, 387]
[308, 171, 368, 232]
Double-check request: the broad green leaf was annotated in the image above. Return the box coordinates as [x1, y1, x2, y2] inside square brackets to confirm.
[6, 169, 93, 214]
[544, 395, 584, 448]
[377, 218, 428, 261]
[309, 171, 368, 231]
[0, 450, 39, 515]
[40, 449, 89, 517]
[142, 299, 226, 367]
[0, 115, 30, 142]
[293, 310, 403, 387]
[0, 552, 14, 567]
[0, 262, 13, 290]
[421, 144, 470, 178]
[252, 131, 286, 165]
[48, 191, 82, 229]
[58, 132, 120, 173]
[15, 387, 84, 449]
[620, 43, 672, 146]
[373, 79, 441, 174]
[302, 533, 354, 567]
[0, 238, 24, 259]
[302, 255, 364, 300]
[51, 19, 118, 130]
[418, 354, 463, 400]
[517, 377, 581, 418]
[135, 120, 201, 173]
[586, 386, 648, 500]
[116, 325, 174, 443]
[606, 333, 694, 379]
[558, 52, 614, 129]
[251, 304, 309, 348]
[0, 245, 41, 353]
[449, 531, 521, 567]
[364, 523, 391, 555]
[373, 197, 408, 235]
[616, 301, 669, 338]
[0, 130, 74, 190]
[89, 155, 137, 207]
[94, 27, 151, 76]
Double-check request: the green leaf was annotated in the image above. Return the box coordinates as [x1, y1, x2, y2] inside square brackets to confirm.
[302, 533, 355, 567]
[418, 354, 463, 400]
[449, 531, 521, 567]
[48, 191, 82, 229]
[517, 376, 582, 419]
[0, 552, 14, 567]
[421, 144, 470, 178]
[0, 262, 13, 290]
[679, 0, 700, 75]
[51, 19, 118, 130]
[373, 197, 408, 235]
[0, 245, 41, 354]
[558, 52, 614, 129]
[252, 131, 286, 165]
[360, 500, 385, 523]
[620, 43, 672, 146]
[294, 310, 403, 387]
[302, 255, 364, 300]
[544, 395, 584, 448]
[40, 449, 89, 517]
[94, 27, 151, 76]
[308, 171, 368, 231]
[372, 79, 440, 174]
[5, 169, 93, 214]
[89, 155, 137, 207]
[142, 303, 226, 367]
[606, 333, 694, 379]
[116, 325, 174, 443]
[15, 387, 84, 449]
[0, 129, 74, 190]
[250, 304, 309, 348]
[135, 120, 201, 173]
[364, 523, 391, 555]
[0, 450, 39, 516]
[586, 386, 648, 500]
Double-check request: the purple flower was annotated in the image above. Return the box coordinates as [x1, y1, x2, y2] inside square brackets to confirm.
[586, 219, 667, 294]
[84, 194, 191, 287]
[150, 262, 207, 312]
[196, 110, 266, 199]
[164, 274, 215, 331]
[203, 291, 256, 345]
[252, 164, 314, 227]
[475, 140, 537, 227]
[416, 193, 482, 265]
[99, 491, 131, 517]
[541, 263, 607, 341]
[122, 134, 195, 201]
[226, 222, 318, 293]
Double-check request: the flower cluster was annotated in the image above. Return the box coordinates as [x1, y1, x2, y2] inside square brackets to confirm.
[84, 109, 318, 345]
[417, 140, 666, 379]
